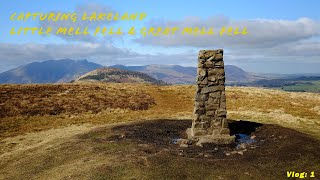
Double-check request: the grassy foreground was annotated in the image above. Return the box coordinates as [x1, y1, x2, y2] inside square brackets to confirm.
[1, 83, 320, 179]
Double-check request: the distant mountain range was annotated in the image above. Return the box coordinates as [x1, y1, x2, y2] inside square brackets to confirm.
[0, 59, 256, 84]
[109, 64, 197, 84]
[109, 64, 257, 84]
[0, 59, 102, 84]
[74, 67, 166, 85]
[1, 59, 319, 92]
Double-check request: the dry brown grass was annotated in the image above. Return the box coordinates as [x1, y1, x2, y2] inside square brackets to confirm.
[0, 83, 154, 117]
[227, 87, 320, 139]
[0, 83, 319, 140]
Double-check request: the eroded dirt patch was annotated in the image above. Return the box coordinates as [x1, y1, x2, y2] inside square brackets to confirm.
[81, 119, 320, 179]
[1, 119, 320, 180]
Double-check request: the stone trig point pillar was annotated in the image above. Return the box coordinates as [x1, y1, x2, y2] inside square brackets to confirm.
[186, 49, 235, 145]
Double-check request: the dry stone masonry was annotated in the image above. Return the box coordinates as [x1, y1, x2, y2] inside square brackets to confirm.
[186, 49, 235, 145]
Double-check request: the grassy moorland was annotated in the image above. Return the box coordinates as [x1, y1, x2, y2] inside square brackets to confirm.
[1, 83, 319, 140]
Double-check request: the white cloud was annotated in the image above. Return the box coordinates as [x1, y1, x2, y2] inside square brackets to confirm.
[133, 15, 320, 65]
[2, 13, 320, 74]
[0, 43, 130, 71]
[134, 16, 320, 49]
[0, 43, 197, 72]
[0, 41, 319, 74]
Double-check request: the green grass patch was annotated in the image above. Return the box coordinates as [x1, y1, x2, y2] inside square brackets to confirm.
[281, 80, 320, 92]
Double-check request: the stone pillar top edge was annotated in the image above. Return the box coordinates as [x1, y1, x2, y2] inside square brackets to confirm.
[199, 49, 224, 60]
[199, 49, 223, 53]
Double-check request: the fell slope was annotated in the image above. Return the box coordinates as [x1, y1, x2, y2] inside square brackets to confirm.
[0, 59, 102, 84]
[110, 64, 254, 84]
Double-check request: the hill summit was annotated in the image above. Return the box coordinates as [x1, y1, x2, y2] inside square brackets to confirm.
[74, 67, 166, 85]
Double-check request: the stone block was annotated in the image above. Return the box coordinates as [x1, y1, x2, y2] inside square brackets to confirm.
[198, 50, 206, 59]
[199, 50, 217, 59]
[222, 118, 229, 128]
[207, 97, 219, 104]
[195, 93, 209, 101]
[198, 69, 206, 77]
[218, 80, 225, 85]
[199, 114, 210, 122]
[197, 76, 205, 82]
[198, 59, 205, 68]
[217, 75, 225, 80]
[201, 85, 224, 93]
[193, 122, 203, 129]
[195, 101, 205, 107]
[206, 110, 215, 116]
[208, 81, 219, 86]
[193, 114, 200, 122]
[220, 101, 226, 109]
[196, 86, 201, 93]
[221, 94, 226, 102]
[196, 134, 235, 146]
[214, 53, 223, 61]
[208, 68, 224, 76]
[193, 129, 208, 136]
[220, 128, 230, 135]
[200, 77, 208, 85]
[207, 76, 216, 82]
[211, 120, 222, 128]
[194, 107, 205, 115]
[209, 91, 221, 98]
[217, 49, 223, 54]
[216, 109, 227, 117]
[214, 60, 224, 67]
[206, 103, 219, 110]
[204, 61, 214, 68]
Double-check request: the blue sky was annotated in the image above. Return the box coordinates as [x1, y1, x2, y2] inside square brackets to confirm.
[1, 0, 320, 73]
